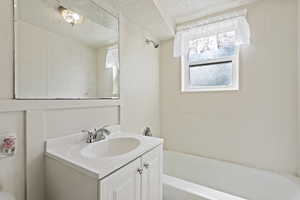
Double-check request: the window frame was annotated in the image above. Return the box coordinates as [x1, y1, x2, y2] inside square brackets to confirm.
[181, 46, 240, 93]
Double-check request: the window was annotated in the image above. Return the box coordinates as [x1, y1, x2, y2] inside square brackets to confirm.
[105, 45, 119, 96]
[183, 31, 239, 92]
[173, 10, 250, 92]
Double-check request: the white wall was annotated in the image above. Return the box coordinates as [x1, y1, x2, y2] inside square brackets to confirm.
[120, 17, 161, 137]
[0, 0, 13, 99]
[0, 2, 161, 200]
[298, 0, 300, 176]
[160, 0, 298, 175]
[0, 112, 25, 200]
[17, 21, 98, 98]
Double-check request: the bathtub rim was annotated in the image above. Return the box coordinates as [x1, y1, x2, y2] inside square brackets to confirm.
[163, 174, 248, 200]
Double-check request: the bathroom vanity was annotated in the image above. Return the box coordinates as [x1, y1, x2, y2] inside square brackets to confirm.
[45, 131, 163, 200]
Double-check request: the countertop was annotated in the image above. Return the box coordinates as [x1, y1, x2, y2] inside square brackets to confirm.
[45, 131, 163, 180]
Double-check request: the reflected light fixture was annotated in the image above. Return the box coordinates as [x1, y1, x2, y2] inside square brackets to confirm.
[58, 6, 84, 26]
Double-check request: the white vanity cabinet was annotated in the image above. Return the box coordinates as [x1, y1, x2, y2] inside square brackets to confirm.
[141, 146, 162, 200]
[100, 145, 163, 200]
[46, 144, 163, 200]
[100, 159, 141, 200]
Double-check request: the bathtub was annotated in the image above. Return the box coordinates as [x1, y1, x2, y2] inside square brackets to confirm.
[163, 151, 300, 200]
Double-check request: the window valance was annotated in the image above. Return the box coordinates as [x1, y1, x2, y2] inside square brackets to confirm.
[105, 45, 119, 69]
[173, 10, 251, 58]
[105, 45, 119, 96]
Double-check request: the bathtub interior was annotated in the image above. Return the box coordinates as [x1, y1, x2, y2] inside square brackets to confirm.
[163, 175, 247, 200]
[163, 176, 209, 200]
[164, 151, 300, 200]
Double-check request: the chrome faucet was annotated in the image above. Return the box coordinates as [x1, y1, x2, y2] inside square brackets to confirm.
[143, 127, 152, 137]
[95, 125, 111, 139]
[82, 129, 97, 143]
[82, 125, 111, 144]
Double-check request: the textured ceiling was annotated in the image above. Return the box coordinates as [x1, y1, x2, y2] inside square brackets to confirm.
[17, 0, 118, 48]
[57, 0, 258, 41]
[159, 0, 258, 23]
[159, 0, 231, 18]
[105, 0, 176, 40]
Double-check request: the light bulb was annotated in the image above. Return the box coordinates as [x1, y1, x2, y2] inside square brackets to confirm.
[58, 6, 84, 26]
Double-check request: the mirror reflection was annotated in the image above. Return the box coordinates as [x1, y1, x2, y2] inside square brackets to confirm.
[14, 0, 120, 99]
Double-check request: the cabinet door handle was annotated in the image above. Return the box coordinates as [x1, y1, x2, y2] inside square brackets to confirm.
[143, 163, 150, 169]
[137, 168, 143, 175]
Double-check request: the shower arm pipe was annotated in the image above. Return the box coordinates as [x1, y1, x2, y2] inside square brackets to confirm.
[145, 38, 160, 48]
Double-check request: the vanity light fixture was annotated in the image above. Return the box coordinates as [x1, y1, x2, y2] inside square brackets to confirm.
[58, 6, 84, 26]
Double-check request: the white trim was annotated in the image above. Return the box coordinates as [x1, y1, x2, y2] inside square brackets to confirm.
[182, 87, 239, 93]
[189, 56, 234, 66]
[0, 99, 121, 112]
[163, 175, 247, 200]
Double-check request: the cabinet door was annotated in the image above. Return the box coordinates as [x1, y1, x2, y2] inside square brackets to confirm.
[100, 159, 142, 200]
[141, 145, 163, 200]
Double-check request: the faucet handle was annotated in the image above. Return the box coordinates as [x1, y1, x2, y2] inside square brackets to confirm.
[102, 125, 111, 136]
[97, 125, 111, 136]
[100, 125, 110, 131]
[82, 129, 96, 143]
[86, 134, 94, 143]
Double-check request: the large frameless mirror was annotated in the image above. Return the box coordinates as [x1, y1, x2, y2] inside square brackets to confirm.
[14, 0, 120, 99]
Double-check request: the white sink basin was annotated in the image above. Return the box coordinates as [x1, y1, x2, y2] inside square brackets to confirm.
[46, 132, 163, 179]
[80, 137, 140, 159]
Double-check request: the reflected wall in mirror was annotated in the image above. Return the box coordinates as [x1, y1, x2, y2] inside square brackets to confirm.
[14, 0, 120, 99]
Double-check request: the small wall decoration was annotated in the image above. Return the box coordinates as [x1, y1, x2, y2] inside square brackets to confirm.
[0, 133, 16, 159]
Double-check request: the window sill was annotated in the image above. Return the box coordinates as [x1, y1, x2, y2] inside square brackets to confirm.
[182, 87, 239, 93]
